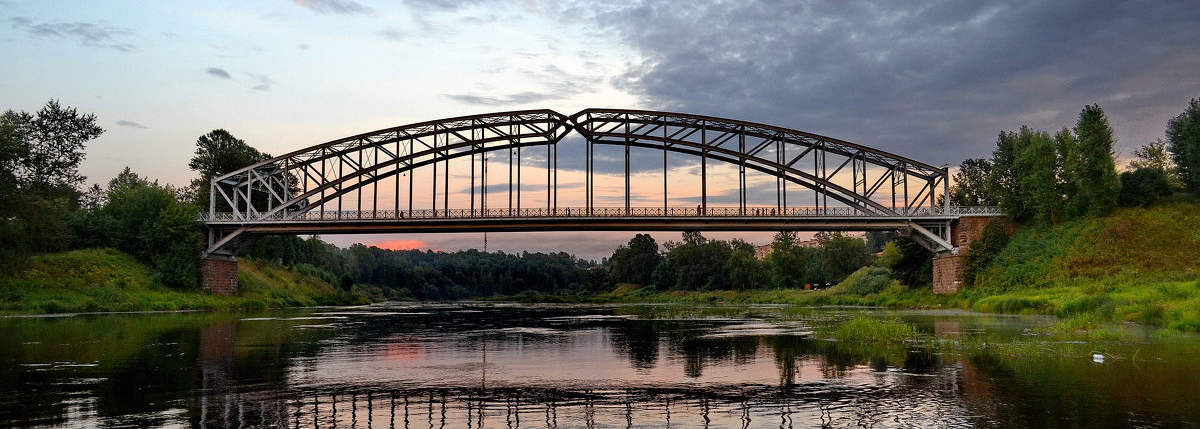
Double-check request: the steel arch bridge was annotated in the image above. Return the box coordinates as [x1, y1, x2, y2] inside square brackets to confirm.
[202, 108, 998, 256]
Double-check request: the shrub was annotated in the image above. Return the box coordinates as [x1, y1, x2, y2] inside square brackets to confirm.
[835, 266, 894, 295]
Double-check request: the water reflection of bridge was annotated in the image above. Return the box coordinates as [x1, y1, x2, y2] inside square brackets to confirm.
[196, 382, 977, 429]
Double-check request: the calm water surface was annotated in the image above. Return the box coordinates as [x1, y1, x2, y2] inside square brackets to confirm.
[1, 303, 1198, 428]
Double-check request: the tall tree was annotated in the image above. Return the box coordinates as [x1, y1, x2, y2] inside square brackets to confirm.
[765, 231, 809, 288]
[609, 234, 662, 285]
[1167, 98, 1200, 191]
[1, 100, 103, 194]
[726, 239, 766, 290]
[1053, 127, 1080, 214]
[1070, 104, 1120, 217]
[818, 232, 874, 283]
[1018, 130, 1062, 224]
[949, 158, 996, 206]
[188, 129, 271, 209]
[988, 127, 1038, 223]
[1, 101, 103, 269]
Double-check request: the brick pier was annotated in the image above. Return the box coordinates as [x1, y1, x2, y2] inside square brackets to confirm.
[931, 215, 1012, 294]
[201, 255, 239, 296]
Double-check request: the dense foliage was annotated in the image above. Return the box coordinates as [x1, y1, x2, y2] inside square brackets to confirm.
[243, 235, 594, 300]
[1167, 98, 1200, 191]
[958, 104, 1122, 225]
[1, 101, 104, 271]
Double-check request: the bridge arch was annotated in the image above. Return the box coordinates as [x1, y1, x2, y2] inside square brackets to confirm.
[212, 108, 947, 220]
[205, 108, 969, 256]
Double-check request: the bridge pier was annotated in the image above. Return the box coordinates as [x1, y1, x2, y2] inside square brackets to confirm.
[201, 254, 239, 296]
[932, 215, 1012, 294]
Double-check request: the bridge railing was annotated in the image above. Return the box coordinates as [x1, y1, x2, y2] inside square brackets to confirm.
[202, 206, 1002, 222]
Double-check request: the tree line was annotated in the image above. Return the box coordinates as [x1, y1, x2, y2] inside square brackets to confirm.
[598, 230, 922, 292]
[951, 100, 1200, 224]
[948, 100, 1200, 286]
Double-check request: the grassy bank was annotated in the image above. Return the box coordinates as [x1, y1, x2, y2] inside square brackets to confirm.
[963, 203, 1200, 331]
[504, 204, 1200, 333]
[0, 248, 371, 315]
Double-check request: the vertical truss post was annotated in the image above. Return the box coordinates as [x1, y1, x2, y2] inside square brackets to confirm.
[624, 117, 630, 216]
[663, 121, 668, 213]
[552, 138, 558, 212]
[739, 129, 746, 215]
[701, 123, 707, 215]
[443, 140, 449, 217]
[439, 134, 444, 215]
[516, 141, 522, 214]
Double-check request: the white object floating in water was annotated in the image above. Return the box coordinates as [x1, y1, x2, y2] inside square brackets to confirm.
[1092, 353, 1105, 363]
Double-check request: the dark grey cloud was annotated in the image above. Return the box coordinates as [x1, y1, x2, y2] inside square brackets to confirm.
[206, 67, 232, 79]
[579, 0, 1200, 166]
[115, 120, 146, 129]
[9, 16, 135, 51]
[293, 0, 373, 15]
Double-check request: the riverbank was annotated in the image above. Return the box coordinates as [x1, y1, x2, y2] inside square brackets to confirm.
[0, 249, 372, 315]
[504, 204, 1200, 333]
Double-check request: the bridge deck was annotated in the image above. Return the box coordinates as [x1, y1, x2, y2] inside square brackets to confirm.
[202, 206, 1000, 235]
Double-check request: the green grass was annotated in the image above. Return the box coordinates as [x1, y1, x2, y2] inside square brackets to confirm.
[0, 248, 372, 315]
[961, 203, 1200, 332]
[828, 316, 920, 343]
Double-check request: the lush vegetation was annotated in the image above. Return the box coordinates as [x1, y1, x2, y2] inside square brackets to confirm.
[0, 249, 362, 314]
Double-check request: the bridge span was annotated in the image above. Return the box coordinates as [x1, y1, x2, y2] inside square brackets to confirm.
[199, 108, 1002, 294]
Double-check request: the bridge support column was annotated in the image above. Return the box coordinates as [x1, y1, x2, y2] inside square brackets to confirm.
[201, 254, 239, 296]
[932, 215, 1012, 294]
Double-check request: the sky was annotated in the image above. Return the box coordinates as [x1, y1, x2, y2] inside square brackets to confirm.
[3, 0, 1200, 259]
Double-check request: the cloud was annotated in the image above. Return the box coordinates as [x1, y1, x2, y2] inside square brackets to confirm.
[444, 91, 563, 106]
[9, 16, 135, 51]
[206, 67, 232, 79]
[445, 64, 604, 107]
[376, 27, 408, 41]
[246, 73, 273, 91]
[115, 120, 146, 129]
[578, 0, 1200, 166]
[293, 0, 373, 15]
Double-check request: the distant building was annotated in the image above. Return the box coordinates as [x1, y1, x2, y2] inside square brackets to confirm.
[754, 244, 772, 260]
[753, 236, 857, 259]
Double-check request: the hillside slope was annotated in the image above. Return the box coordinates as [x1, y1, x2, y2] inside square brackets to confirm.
[971, 203, 1200, 331]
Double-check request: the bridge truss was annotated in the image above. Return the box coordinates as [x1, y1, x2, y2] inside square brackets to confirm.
[204, 109, 993, 255]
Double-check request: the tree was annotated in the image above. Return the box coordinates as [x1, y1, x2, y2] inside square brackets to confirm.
[765, 231, 809, 288]
[890, 236, 933, 286]
[1053, 128, 1080, 213]
[1130, 139, 1177, 179]
[988, 127, 1038, 223]
[949, 158, 996, 206]
[1, 100, 103, 193]
[609, 234, 662, 285]
[726, 239, 766, 290]
[961, 220, 1010, 286]
[1167, 98, 1200, 191]
[1018, 130, 1062, 224]
[818, 232, 874, 283]
[1, 101, 103, 269]
[188, 129, 271, 209]
[1118, 168, 1173, 207]
[1070, 104, 1120, 217]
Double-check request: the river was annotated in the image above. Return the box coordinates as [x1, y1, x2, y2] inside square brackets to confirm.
[1, 303, 1197, 428]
